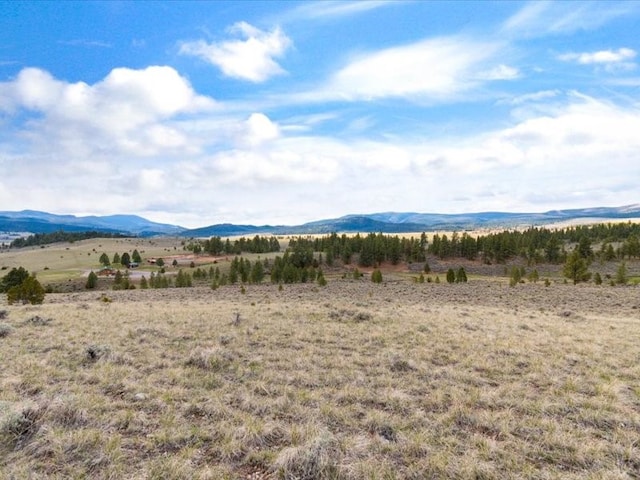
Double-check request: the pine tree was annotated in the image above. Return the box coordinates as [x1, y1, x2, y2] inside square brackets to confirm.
[563, 249, 591, 285]
[0, 266, 29, 293]
[371, 269, 383, 283]
[7, 275, 45, 305]
[99, 253, 110, 266]
[85, 271, 98, 289]
[616, 262, 628, 285]
[593, 272, 602, 285]
[132, 249, 142, 263]
[317, 269, 327, 286]
[113, 253, 121, 265]
[446, 268, 455, 284]
[455, 267, 467, 283]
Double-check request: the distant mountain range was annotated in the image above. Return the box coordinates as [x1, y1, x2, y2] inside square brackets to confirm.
[1, 205, 640, 238]
[0, 210, 183, 237]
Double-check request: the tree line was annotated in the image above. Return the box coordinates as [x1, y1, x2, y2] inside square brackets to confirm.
[185, 235, 281, 255]
[10, 230, 130, 248]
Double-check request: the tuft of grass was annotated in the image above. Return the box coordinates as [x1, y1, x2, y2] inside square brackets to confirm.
[84, 344, 111, 362]
[0, 404, 43, 449]
[0, 322, 12, 338]
[273, 430, 343, 480]
[185, 347, 234, 371]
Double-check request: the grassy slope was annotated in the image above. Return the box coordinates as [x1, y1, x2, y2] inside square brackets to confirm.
[1, 281, 639, 479]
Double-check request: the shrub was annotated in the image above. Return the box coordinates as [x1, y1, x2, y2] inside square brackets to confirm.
[371, 269, 383, 284]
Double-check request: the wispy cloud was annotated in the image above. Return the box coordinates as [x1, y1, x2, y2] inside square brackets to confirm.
[178, 22, 291, 83]
[278, 0, 398, 23]
[58, 39, 112, 48]
[304, 36, 513, 102]
[502, 1, 638, 37]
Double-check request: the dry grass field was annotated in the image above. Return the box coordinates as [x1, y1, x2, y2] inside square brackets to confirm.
[1, 279, 639, 479]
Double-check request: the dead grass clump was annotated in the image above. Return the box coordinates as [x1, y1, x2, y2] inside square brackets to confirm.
[0, 404, 43, 449]
[23, 315, 53, 326]
[84, 344, 111, 362]
[186, 347, 234, 371]
[273, 430, 343, 480]
[47, 397, 88, 428]
[328, 309, 372, 323]
[0, 322, 12, 338]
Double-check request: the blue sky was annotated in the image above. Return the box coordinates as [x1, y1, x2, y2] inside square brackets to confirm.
[1, 1, 639, 228]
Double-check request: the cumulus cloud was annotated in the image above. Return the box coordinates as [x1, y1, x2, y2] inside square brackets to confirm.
[0, 66, 215, 157]
[243, 113, 280, 146]
[179, 22, 291, 82]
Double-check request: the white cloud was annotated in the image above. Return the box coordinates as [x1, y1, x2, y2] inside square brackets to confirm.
[319, 36, 506, 101]
[506, 90, 561, 106]
[502, 1, 639, 37]
[558, 48, 635, 64]
[179, 22, 291, 82]
[243, 113, 280, 146]
[0, 66, 215, 157]
[558, 48, 636, 69]
[278, 1, 397, 22]
[477, 64, 520, 81]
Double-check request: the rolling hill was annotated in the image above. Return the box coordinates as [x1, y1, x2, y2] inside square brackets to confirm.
[1, 205, 639, 238]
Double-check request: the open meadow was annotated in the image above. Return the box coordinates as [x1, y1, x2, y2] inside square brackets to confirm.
[1, 277, 639, 479]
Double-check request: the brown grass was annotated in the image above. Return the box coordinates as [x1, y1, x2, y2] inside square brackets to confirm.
[1, 280, 639, 479]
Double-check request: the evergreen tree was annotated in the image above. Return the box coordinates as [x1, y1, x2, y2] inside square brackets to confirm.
[140, 275, 148, 289]
[155, 258, 164, 267]
[616, 262, 628, 285]
[113, 253, 121, 265]
[317, 269, 327, 286]
[446, 268, 455, 284]
[99, 253, 111, 266]
[577, 236, 593, 260]
[371, 269, 383, 283]
[132, 249, 142, 263]
[563, 250, 591, 285]
[7, 275, 45, 305]
[455, 267, 467, 283]
[0, 266, 30, 293]
[121, 252, 131, 267]
[250, 260, 265, 284]
[85, 271, 98, 289]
